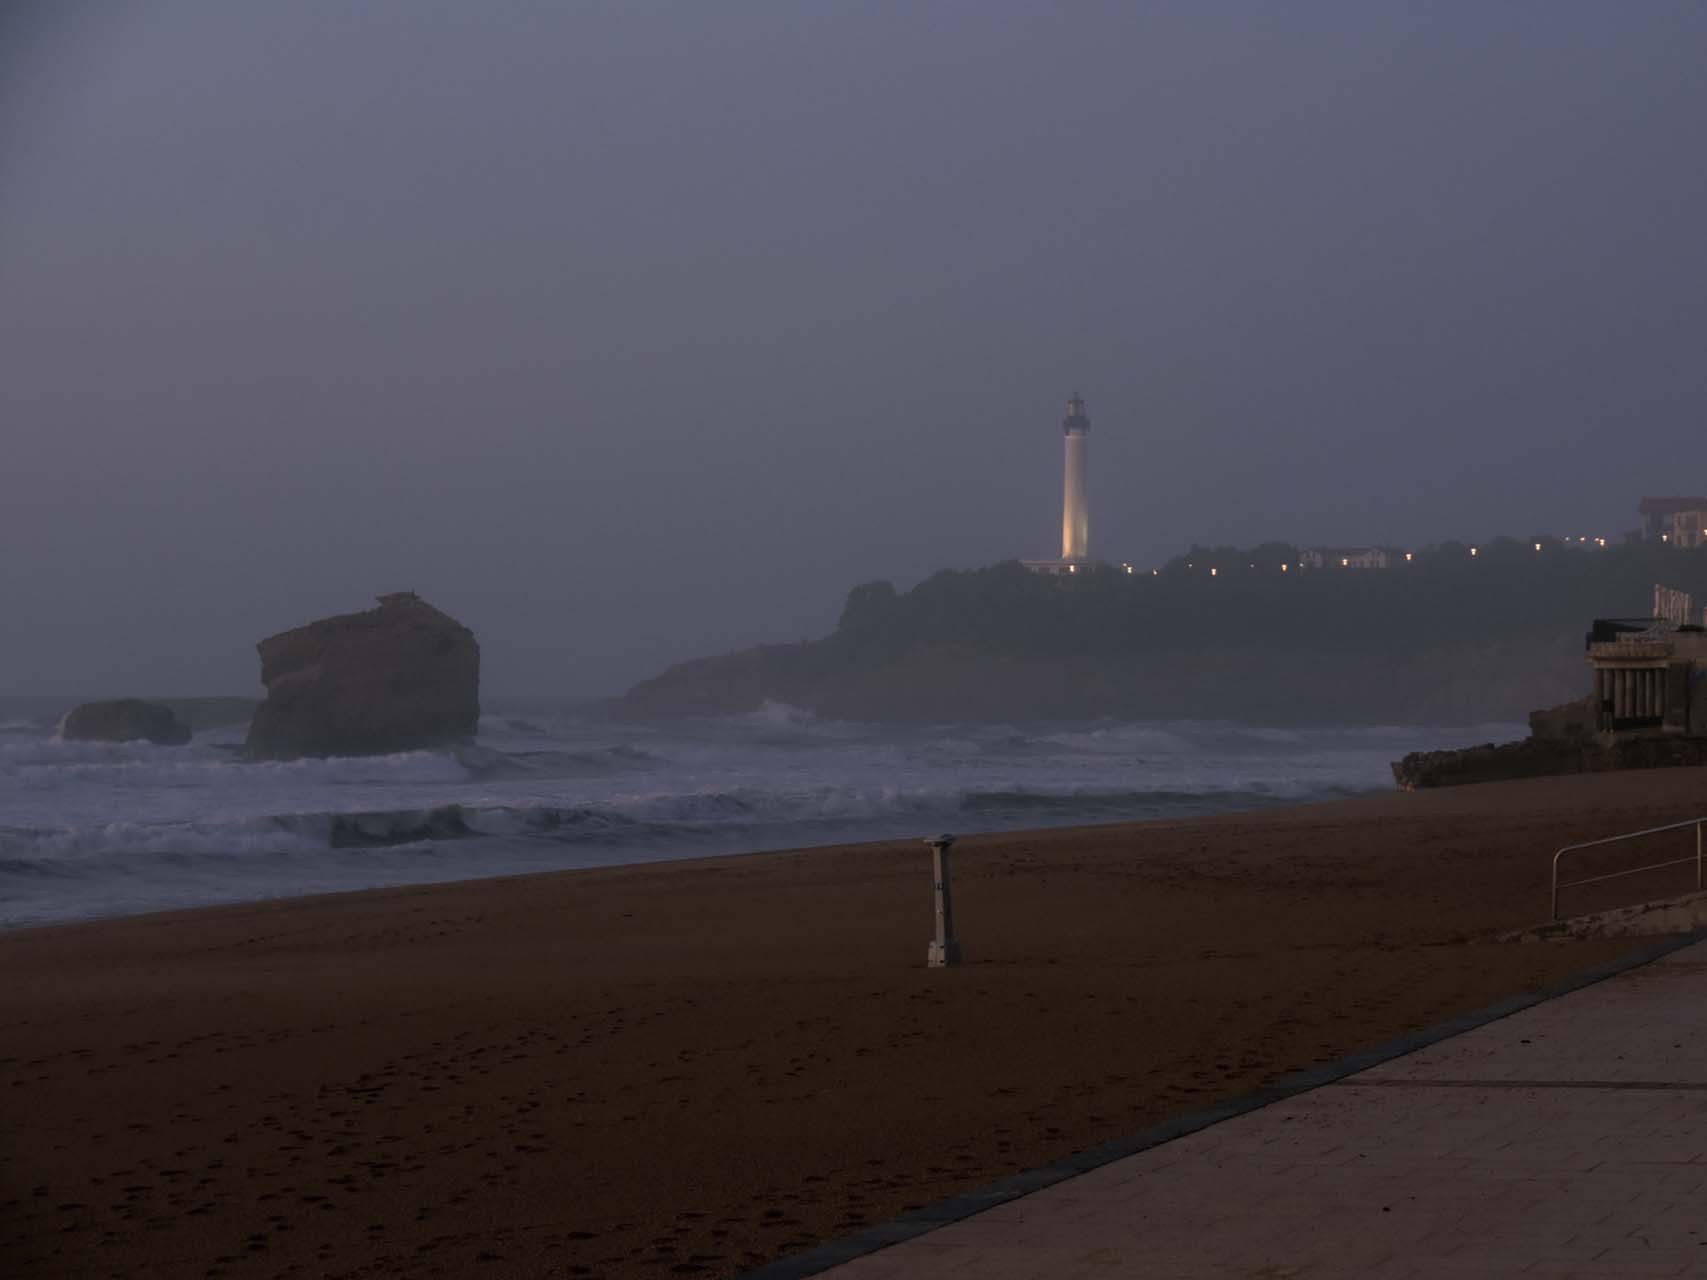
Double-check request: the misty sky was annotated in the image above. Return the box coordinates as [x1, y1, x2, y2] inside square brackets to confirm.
[4, 2, 1706, 698]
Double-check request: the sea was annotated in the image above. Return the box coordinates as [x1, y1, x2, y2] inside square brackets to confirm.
[0, 699, 1517, 930]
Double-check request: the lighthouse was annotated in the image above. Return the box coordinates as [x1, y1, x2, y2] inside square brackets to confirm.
[1060, 393, 1090, 561]
[1022, 393, 1107, 576]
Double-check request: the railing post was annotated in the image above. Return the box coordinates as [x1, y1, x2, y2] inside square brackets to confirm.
[924, 834, 961, 968]
[1553, 818, 1707, 923]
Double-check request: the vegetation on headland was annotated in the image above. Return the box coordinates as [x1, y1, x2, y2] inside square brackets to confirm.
[616, 538, 1707, 725]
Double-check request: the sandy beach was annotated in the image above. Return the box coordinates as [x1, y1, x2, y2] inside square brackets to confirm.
[6, 768, 1707, 1279]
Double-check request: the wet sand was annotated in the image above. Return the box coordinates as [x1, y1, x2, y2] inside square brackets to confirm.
[6, 768, 1707, 1279]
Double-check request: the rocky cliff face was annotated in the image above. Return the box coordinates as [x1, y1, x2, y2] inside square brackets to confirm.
[1391, 733, 1707, 790]
[60, 699, 193, 746]
[1390, 738, 1588, 789]
[614, 639, 1587, 726]
[617, 547, 1705, 726]
[1528, 695, 1596, 742]
[1392, 692, 1707, 789]
[246, 593, 479, 760]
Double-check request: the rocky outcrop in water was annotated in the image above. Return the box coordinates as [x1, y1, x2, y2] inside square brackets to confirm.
[1390, 738, 1588, 790]
[246, 593, 480, 760]
[158, 697, 258, 731]
[60, 699, 193, 746]
[1392, 732, 1707, 790]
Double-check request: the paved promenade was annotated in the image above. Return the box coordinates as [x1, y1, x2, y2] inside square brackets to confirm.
[815, 941, 1707, 1279]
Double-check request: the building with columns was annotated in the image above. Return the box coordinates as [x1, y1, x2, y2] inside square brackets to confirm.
[1587, 617, 1707, 735]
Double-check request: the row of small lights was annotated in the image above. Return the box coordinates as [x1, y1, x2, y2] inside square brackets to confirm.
[1111, 535, 1613, 578]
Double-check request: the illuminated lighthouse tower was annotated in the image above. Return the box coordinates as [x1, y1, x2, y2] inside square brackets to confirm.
[1060, 392, 1090, 561]
[1021, 393, 1098, 576]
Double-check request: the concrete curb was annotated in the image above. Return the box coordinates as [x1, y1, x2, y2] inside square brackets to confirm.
[738, 928, 1707, 1279]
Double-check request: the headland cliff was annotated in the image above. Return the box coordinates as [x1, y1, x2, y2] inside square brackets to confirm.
[613, 539, 1707, 724]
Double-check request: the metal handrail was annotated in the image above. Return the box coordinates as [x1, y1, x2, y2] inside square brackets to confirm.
[1550, 817, 1706, 921]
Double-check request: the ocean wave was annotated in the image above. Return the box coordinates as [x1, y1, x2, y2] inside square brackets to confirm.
[959, 783, 1355, 814]
[1, 740, 477, 788]
[1, 733, 664, 789]
[1328, 721, 1526, 741]
[1026, 725, 1194, 754]
[715, 701, 866, 742]
[0, 712, 1471, 927]
[454, 743, 659, 779]
[0, 774, 1374, 873]
[742, 700, 818, 728]
[0, 804, 621, 865]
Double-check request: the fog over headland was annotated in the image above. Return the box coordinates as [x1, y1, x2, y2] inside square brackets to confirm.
[4, 2, 1705, 699]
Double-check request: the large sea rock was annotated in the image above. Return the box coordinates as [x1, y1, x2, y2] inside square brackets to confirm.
[245, 593, 480, 760]
[60, 699, 193, 746]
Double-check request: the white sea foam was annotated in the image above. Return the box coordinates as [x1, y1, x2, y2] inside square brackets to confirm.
[743, 699, 819, 728]
[0, 707, 1523, 930]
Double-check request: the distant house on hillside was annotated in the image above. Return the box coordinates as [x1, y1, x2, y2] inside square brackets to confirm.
[1298, 547, 1391, 571]
[1639, 497, 1707, 548]
[1020, 558, 1083, 576]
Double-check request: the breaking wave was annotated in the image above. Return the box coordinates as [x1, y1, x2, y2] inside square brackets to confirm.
[0, 707, 1519, 929]
[0, 777, 1360, 869]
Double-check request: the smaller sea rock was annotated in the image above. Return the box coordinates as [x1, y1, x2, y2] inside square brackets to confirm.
[60, 699, 193, 746]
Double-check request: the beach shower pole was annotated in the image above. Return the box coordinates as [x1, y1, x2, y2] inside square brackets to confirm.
[925, 834, 961, 967]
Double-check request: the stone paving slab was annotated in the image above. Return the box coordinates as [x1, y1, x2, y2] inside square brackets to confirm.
[809, 941, 1707, 1279]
